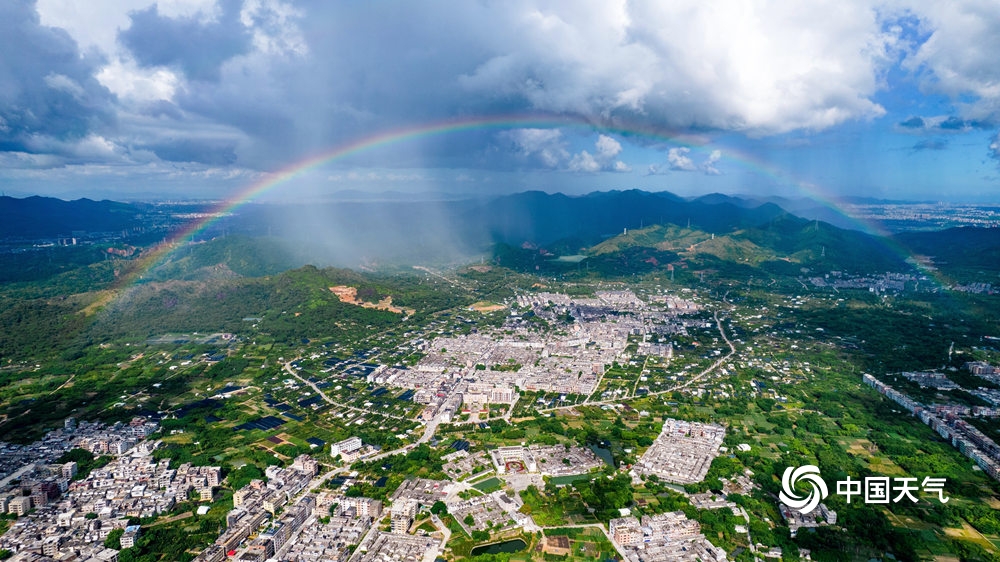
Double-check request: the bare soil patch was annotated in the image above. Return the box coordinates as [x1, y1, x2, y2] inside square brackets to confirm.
[329, 285, 414, 315]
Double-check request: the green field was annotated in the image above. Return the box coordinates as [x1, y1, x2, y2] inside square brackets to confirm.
[548, 473, 594, 487]
[472, 477, 503, 493]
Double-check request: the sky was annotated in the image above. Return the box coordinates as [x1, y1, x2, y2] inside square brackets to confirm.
[2, 0, 1000, 202]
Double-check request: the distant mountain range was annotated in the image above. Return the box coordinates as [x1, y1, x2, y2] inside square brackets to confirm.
[462, 189, 790, 244]
[496, 211, 906, 276]
[0, 190, 876, 243]
[0, 195, 142, 238]
[214, 189, 797, 266]
[4, 191, 999, 280]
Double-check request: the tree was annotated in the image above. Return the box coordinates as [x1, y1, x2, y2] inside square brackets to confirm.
[464, 514, 475, 526]
[430, 501, 448, 516]
[577, 472, 634, 521]
[104, 528, 124, 550]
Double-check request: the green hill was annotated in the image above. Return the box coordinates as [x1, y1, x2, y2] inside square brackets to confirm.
[579, 216, 908, 276]
[589, 224, 711, 255]
[685, 234, 777, 265]
[896, 227, 1000, 283]
[0, 262, 474, 363]
[147, 236, 310, 281]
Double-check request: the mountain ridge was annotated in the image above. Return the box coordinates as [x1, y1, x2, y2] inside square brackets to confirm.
[0, 195, 143, 238]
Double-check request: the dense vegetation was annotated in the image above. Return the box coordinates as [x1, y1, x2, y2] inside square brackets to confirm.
[2, 203, 1000, 560]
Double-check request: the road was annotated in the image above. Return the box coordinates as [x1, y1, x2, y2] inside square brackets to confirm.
[417, 417, 441, 444]
[284, 358, 453, 464]
[282, 360, 408, 421]
[657, 309, 736, 393]
[430, 514, 451, 555]
[538, 308, 737, 413]
[0, 462, 36, 488]
[735, 506, 757, 555]
[413, 265, 471, 291]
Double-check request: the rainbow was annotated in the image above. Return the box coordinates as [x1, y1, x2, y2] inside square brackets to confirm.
[113, 113, 950, 291]
[118, 113, 706, 283]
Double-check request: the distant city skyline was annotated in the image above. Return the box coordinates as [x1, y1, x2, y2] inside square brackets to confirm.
[3, 1, 1000, 202]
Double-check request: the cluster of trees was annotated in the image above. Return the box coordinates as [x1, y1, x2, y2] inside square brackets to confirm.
[226, 463, 265, 490]
[0, 296, 89, 361]
[799, 302, 986, 373]
[148, 236, 304, 279]
[0, 245, 114, 285]
[113, 523, 214, 562]
[56, 449, 112, 481]
[345, 444, 447, 501]
[573, 472, 633, 521]
[78, 263, 467, 346]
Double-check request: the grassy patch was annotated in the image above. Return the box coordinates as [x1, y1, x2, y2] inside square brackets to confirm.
[548, 473, 594, 487]
[472, 477, 503, 493]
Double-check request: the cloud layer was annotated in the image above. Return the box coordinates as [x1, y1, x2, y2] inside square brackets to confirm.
[3, 0, 1000, 196]
[0, 0, 115, 160]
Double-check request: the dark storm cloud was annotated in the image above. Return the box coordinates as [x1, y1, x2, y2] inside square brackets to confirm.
[938, 116, 990, 130]
[145, 139, 238, 165]
[0, 0, 113, 155]
[938, 116, 967, 130]
[897, 115, 989, 134]
[171, 84, 300, 167]
[912, 139, 947, 151]
[120, 2, 506, 170]
[119, 0, 252, 82]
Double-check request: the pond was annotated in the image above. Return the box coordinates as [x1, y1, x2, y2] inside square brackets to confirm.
[590, 444, 614, 466]
[469, 539, 527, 556]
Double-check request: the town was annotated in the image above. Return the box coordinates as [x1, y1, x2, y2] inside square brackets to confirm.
[2, 279, 1000, 562]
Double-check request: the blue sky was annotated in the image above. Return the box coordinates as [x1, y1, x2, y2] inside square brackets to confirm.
[2, 0, 1000, 202]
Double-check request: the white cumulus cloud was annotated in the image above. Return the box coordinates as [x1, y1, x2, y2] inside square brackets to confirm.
[504, 128, 570, 168]
[506, 130, 630, 173]
[460, 0, 898, 135]
[667, 148, 697, 171]
[97, 59, 180, 104]
[649, 147, 722, 175]
[901, 2, 1000, 123]
[568, 150, 600, 173]
[702, 150, 723, 175]
[574, 134, 630, 172]
[595, 134, 622, 159]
